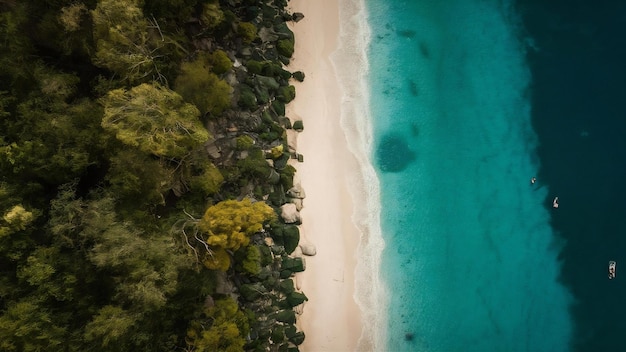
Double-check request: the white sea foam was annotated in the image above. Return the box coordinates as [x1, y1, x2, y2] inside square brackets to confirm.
[330, 0, 388, 350]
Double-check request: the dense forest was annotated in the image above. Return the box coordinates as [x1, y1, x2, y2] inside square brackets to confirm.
[0, 0, 308, 350]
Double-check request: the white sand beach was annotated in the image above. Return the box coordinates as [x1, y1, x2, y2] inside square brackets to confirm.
[287, 0, 364, 350]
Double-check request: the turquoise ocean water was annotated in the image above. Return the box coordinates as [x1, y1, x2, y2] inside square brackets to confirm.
[334, 0, 580, 351]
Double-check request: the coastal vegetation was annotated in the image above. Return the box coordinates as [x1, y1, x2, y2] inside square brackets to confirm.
[0, 0, 308, 350]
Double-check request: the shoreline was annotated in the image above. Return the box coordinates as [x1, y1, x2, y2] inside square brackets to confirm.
[286, 0, 364, 350]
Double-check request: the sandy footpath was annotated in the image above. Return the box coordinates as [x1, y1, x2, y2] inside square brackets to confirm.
[286, 0, 363, 351]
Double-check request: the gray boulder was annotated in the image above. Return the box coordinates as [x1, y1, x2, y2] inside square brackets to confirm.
[292, 12, 305, 22]
[300, 242, 317, 256]
[280, 203, 301, 224]
[287, 184, 306, 199]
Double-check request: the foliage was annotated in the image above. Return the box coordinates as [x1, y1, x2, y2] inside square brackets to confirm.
[101, 83, 208, 159]
[0, 0, 303, 350]
[0, 67, 104, 184]
[236, 148, 271, 180]
[237, 22, 257, 44]
[277, 85, 296, 103]
[292, 71, 305, 82]
[189, 161, 224, 197]
[208, 50, 233, 74]
[0, 299, 66, 351]
[246, 60, 263, 75]
[292, 120, 304, 131]
[92, 0, 164, 83]
[202, 247, 231, 271]
[0, 4, 34, 88]
[174, 57, 232, 116]
[270, 144, 284, 159]
[105, 149, 173, 206]
[186, 297, 249, 352]
[198, 198, 275, 251]
[236, 135, 255, 150]
[143, 0, 199, 20]
[201, 3, 225, 30]
[240, 245, 262, 275]
[238, 85, 257, 109]
[277, 39, 294, 57]
[0, 205, 35, 238]
[83, 306, 138, 348]
[59, 4, 88, 32]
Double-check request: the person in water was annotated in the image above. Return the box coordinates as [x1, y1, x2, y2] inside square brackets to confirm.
[553, 197, 559, 208]
[531, 177, 536, 185]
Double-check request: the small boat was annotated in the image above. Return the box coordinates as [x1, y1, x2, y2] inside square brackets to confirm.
[609, 261, 616, 280]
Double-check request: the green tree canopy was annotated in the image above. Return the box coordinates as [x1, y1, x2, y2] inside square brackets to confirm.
[91, 0, 164, 83]
[174, 56, 232, 116]
[101, 83, 208, 159]
[0, 298, 66, 352]
[186, 297, 249, 352]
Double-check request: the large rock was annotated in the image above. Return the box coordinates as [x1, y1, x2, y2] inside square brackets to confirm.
[292, 12, 305, 22]
[280, 203, 300, 224]
[258, 27, 279, 43]
[290, 198, 303, 211]
[299, 242, 317, 256]
[287, 184, 306, 199]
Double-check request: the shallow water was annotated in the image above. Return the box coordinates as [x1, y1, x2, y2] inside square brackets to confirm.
[363, 1, 574, 350]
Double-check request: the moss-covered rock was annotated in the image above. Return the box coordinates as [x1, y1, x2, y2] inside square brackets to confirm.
[239, 282, 266, 302]
[272, 99, 285, 116]
[246, 60, 263, 74]
[292, 71, 305, 82]
[262, 271, 279, 289]
[208, 49, 232, 74]
[282, 225, 300, 254]
[280, 269, 293, 279]
[277, 39, 294, 57]
[292, 120, 303, 131]
[237, 21, 257, 44]
[239, 86, 258, 109]
[279, 279, 295, 294]
[271, 326, 285, 344]
[273, 22, 294, 41]
[236, 135, 255, 150]
[256, 75, 280, 91]
[273, 152, 290, 169]
[274, 309, 296, 324]
[282, 257, 305, 273]
[286, 291, 308, 307]
[266, 168, 281, 184]
[284, 325, 297, 339]
[278, 117, 291, 129]
[255, 86, 270, 104]
[268, 185, 286, 206]
[289, 331, 305, 345]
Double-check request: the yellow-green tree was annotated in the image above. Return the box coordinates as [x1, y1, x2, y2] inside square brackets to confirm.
[91, 0, 164, 83]
[101, 83, 208, 159]
[198, 198, 275, 251]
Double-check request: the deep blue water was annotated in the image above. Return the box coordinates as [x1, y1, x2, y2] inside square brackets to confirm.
[519, 1, 626, 351]
[359, 0, 626, 351]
